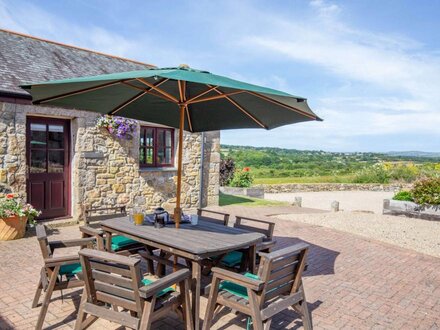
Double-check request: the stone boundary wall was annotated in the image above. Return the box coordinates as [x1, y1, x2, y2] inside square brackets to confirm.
[220, 186, 264, 198]
[383, 199, 440, 221]
[256, 183, 411, 193]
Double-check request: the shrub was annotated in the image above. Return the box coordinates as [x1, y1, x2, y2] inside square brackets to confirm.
[411, 178, 440, 205]
[392, 190, 414, 202]
[352, 165, 389, 184]
[387, 163, 419, 183]
[229, 167, 254, 188]
[219, 158, 235, 186]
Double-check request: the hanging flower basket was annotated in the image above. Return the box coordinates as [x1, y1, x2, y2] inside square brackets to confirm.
[96, 115, 137, 140]
[0, 194, 41, 240]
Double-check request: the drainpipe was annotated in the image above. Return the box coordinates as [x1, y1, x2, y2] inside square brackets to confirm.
[198, 132, 205, 209]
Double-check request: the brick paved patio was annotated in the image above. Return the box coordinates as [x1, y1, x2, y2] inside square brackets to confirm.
[0, 205, 439, 329]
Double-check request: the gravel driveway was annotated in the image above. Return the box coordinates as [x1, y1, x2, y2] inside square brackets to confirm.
[265, 190, 394, 214]
[276, 211, 440, 258]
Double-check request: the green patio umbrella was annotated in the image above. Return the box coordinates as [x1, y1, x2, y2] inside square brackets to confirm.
[21, 64, 321, 224]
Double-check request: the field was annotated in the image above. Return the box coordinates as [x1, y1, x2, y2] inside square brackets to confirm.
[253, 174, 356, 184]
[222, 145, 440, 184]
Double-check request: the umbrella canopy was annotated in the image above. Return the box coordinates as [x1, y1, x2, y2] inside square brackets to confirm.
[21, 65, 321, 224]
[21, 65, 321, 132]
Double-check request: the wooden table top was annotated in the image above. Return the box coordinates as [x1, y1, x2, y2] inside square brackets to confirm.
[100, 216, 265, 257]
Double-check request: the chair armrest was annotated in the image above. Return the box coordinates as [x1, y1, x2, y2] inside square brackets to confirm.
[49, 237, 96, 249]
[235, 216, 275, 238]
[44, 255, 80, 268]
[139, 269, 190, 299]
[236, 216, 274, 225]
[211, 267, 265, 291]
[197, 208, 230, 217]
[258, 242, 309, 260]
[197, 209, 230, 225]
[79, 226, 104, 237]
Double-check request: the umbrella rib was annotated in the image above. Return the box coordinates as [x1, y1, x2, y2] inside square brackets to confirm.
[120, 79, 174, 104]
[185, 105, 193, 132]
[178, 80, 186, 103]
[137, 78, 179, 103]
[208, 85, 267, 129]
[178, 80, 193, 132]
[35, 80, 131, 104]
[109, 91, 148, 115]
[184, 85, 219, 104]
[122, 81, 176, 103]
[186, 90, 244, 105]
[245, 91, 317, 120]
[122, 83, 170, 102]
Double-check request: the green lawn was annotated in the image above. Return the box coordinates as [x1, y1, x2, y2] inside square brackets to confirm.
[253, 174, 356, 185]
[219, 192, 288, 207]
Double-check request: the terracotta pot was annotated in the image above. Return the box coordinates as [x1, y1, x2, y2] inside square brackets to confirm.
[0, 215, 28, 240]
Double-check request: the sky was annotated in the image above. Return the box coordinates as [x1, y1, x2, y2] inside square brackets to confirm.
[1, 0, 439, 152]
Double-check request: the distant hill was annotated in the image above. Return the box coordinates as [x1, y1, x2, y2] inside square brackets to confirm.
[386, 151, 440, 158]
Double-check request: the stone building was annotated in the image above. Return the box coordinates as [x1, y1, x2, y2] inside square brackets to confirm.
[0, 29, 220, 221]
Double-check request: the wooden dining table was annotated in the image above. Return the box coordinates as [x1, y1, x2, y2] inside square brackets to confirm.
[100, 216, 265, 330]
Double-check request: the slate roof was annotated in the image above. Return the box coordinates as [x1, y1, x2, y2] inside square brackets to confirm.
[0, 29, 155, 98]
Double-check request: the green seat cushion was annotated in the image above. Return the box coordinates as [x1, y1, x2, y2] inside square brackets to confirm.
[110, 235, 139, 251]
[218, 272, 260, 299]
[59, 263, 82, 276]
[141, 278, 175, 298]
[219, 251, 243, 268]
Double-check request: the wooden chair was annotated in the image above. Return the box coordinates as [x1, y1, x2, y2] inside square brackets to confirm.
[75, 248, 193, 330]
[234, 216, 276, 254]
[197, 208, 230, 226]
[79, 206, 144, 254]
[203, 243, 312, 330]
[33, 225, 96, 330]
[206, 216, 277, 273]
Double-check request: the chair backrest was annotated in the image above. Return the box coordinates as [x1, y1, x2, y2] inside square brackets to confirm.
[36, 224, 52, 259]
[84, 206, 127, 225]
[234, 216, 275, 240]
[79, 248, 144, 315]
[197, 208, 230, 226]
[257, 243, 309, 303]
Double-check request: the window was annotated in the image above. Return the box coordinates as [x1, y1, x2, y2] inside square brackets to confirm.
[140, 126, 174, 167]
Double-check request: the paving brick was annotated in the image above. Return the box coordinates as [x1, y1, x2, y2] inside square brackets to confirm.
[0, 205, 439, 329]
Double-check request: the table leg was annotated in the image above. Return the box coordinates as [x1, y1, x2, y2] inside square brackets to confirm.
[105, 231, 112, 252]
[249, 244, 257, 274]
[156, 250, 168, 277]
[191, 260, 202, 330]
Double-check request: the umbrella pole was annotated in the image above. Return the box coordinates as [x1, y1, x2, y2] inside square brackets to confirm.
[174, 104, 185, 228]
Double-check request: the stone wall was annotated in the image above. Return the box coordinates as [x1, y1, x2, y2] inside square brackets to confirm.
[0, 101, 220, 221]
[256, 183, 411, 193]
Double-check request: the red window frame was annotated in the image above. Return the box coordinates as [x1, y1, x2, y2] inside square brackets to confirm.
[139, 126, 175, 168]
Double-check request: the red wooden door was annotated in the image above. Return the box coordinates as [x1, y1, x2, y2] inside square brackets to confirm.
[26, 117, 70, 219]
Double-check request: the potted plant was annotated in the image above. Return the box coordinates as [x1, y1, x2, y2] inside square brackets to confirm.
[0, 194, 41, 240]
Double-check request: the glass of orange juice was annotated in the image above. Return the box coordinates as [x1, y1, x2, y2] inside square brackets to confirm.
[132, 207, 144, 226]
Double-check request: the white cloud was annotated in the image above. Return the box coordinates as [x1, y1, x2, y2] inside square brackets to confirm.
[1, 0, 439, 151]
[0, 0, 188, 65]
[227, 1, 440, 149]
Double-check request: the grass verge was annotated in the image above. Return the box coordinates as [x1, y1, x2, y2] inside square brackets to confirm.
[219, 192, 288, 207]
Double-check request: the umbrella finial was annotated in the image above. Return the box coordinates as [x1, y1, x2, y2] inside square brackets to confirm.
[178, 64, 190, 69]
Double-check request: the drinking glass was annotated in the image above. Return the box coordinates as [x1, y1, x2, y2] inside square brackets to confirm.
[191, 214, 199, 226]
[133, 207, 144, 226]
